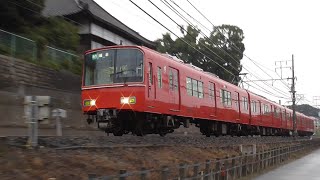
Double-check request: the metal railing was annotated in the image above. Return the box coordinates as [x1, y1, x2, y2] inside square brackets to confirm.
[88, 141, 320, 180]
[0, 29, 80, 73]
[0, 29, 37, 62]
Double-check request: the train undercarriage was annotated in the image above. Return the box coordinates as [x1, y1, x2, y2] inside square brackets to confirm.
[86, 109, 313, 137]
[86, 109, 187, 136]
[198, 120, 313, 137]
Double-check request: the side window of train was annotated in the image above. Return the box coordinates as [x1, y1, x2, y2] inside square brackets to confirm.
[169, 69, 173, 90]
[209, 82, 214, 100]
[220, 89, 231, 106]
[198, 81, 203, 98]
[186, 77, 192, 96]
[242, 97, 248, 110]
[157, 66, 162, 88]
[148, 62, 153, 85]
[235, 93, 241, 108]
[251, 101, 257, 113]
[192, 79, 198, 97]
[186, 77, 203, 98]
[274, 108, 279, 118]
[173, 70, 178, 91]
[264, 104, 269, 115]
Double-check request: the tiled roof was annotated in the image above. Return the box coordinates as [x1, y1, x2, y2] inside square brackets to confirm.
[43, 0, 155, 48]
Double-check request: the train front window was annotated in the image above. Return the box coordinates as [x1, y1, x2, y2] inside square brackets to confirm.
[84, 49, 143, 86]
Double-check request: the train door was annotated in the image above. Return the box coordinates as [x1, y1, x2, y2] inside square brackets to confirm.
[285, 111, 288, 129]
[209, 82, 216, 117]
[235, 92, 241, 121]
[258, 101, 262, 125]
[282, 110, 286, 128]
[147, 62, 155, 107]
[168, 67, 180, 111]
[271, 105, 274, 126]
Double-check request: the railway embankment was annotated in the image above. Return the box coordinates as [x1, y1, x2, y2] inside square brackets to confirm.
[0, 135, 318, 180]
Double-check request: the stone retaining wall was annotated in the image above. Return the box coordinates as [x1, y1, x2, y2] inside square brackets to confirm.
[0, 55, 88, 129]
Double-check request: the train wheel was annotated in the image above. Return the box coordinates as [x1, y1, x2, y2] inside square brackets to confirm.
[134, 115, 144, 136]
[135, 129, 144, 136]
[205, 132, 210, 137]
[113, 131, 124, 136]
[159, 131, 167, 137]
[113, 127, 124, 136]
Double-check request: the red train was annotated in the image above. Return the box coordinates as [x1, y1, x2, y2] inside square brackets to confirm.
[81, 45, 315, 137]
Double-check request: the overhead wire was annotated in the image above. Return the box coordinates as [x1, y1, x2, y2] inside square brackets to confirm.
[242, 82, 291, 100]
[12, 0, 291, 99]
[158, 0, 291, 99]
[19, 0, 86, 27]
[169, 0, 291, 92]
[185, 0, 291, 90]
[133, 0, 290, 99]
[128, 0, 237, 79]
[151, 0, 288, 98]
[148, 0, 241, 73]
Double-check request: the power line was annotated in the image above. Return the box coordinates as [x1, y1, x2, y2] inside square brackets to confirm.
[128, 0, 237, 79]
[18, 0, 85, 27]
[161, 0, 241, 66]
[17, 0, 237, 81]
[149, 0, 241, 74]
[12, 0, 292, 100]
[185, 0, 291, 90]
[159, 0, 290, 98]
[242, 81, 291, 100]
[109, 0, 165, 36]
[135, 0, 290, 99]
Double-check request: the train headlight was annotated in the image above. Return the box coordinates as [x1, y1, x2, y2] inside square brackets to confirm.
[120, 97, 129, 104]
[120, 96, 136, 104]
[84, 99, 96, 106]
[90, 100, 96, 106]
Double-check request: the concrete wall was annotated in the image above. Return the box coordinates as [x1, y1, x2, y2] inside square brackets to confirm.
[0, 55, 89, 129]
[0, 55, 200, 135]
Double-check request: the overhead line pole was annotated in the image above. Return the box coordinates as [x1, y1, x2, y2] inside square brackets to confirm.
[313, 96, 320, 107]
[291, 54, 297, 137]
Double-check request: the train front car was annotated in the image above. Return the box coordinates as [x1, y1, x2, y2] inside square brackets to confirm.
[82, 46, 146, 136]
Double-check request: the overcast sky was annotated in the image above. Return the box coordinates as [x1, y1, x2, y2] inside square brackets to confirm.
[95, 0, 320, 107]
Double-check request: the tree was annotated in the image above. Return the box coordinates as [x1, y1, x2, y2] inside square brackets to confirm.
[155, 25, 245, 85]
[0, 0, 45, 33]
[0, 1, 81, 73]
[0, 0, 79, 52]
[32, 17, 80, 51]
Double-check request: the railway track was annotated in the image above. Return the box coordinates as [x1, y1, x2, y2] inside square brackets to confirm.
[2, 134, 312, 150]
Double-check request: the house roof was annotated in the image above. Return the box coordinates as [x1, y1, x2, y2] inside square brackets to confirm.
[42, 0, 155, 48]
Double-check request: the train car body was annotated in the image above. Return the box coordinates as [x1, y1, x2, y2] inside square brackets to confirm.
[82, 45, 314, 136]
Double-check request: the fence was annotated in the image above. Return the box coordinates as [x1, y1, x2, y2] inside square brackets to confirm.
[0, 29, 37, 62]
[88, 141, 320, 180]
[0, 29, 80, 74]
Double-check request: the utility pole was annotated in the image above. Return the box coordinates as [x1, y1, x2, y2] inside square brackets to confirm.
[291, 54, 297, 136]
[313, 96, 320, 107]
[275, 60, 291, 79]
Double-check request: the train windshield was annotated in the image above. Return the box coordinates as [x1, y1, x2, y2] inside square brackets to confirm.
[84, 49, 144, 86]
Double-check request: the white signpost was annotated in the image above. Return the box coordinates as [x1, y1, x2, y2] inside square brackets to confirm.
[24, 96, 68, 146]
[52, 108, 67, 136]
[24, 96, 51, 147]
